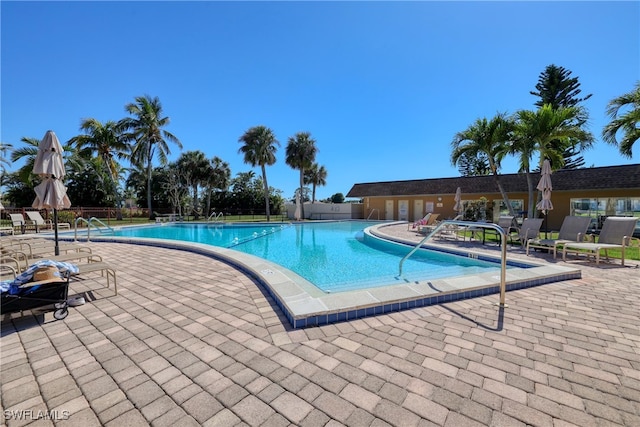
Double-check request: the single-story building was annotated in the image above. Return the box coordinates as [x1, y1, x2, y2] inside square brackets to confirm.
[346, 163, 640, 232]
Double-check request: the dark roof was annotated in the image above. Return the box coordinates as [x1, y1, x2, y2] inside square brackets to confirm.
[346, 164, 640, 197]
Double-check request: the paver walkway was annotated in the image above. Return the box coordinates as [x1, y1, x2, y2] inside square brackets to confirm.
[1, 224, 639, 426]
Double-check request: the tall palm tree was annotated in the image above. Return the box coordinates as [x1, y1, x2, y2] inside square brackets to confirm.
[304, 163, 327, 204]
[121, 95, 182, 219]
[603, 82, 640, 158]
[286, 132, 317, 220]
[451, 113, 516, 216]
[0, 142, 12, 170]
[69, 118, 130, 219]
[176, 150, 210, 219]
[205, 156, 230, 216]
[512, 104, 594, 218]
[238, 126, 279, 221]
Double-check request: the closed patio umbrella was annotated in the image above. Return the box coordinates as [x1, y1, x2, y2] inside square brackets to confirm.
[32, 130, 71, 255]
[453, 187, 463, 216]
[536, 159, 553, 238]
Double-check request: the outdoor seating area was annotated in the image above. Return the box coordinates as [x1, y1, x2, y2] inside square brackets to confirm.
[526, 215, 592, 258]
[562, 216, 639, 266]
[1, 236, 118, 301]
[408, 213, 640, 268]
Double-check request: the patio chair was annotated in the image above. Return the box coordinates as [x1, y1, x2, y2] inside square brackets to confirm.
[8, 213, 36, 234]
[25, 211, 71, 231]
[562, 216, 638, 266]
[410, 213, 431, 231]
[526, 216, 591, 258]
[418, 214, 440, 235]
[435, 214, 463, 241]
[509, 218, 544, 247]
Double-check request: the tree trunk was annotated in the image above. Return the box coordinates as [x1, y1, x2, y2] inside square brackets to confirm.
[192, 185, 199, 220]
[299, 169, 305, 219]
[525, 171, 535, 219]
[488, 158, 516, 218]
[261, 164, 270, 221]
[146, 159, 153, 220]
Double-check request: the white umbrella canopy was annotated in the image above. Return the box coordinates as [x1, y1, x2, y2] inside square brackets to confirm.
[31, 130, 70, 255]
[535, 159, 553, 214]
[33, 177, 71, 210]
[33, 130, 66, 178]
[453, 187, 463, 214]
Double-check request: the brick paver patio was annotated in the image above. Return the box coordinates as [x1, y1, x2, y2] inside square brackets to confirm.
[1, 224, 639, 426]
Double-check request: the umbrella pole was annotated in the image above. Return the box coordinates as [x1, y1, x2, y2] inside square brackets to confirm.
[53, 209, 60, 256]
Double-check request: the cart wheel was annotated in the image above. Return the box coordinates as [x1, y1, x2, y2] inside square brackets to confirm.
[54, 308, 68, 320]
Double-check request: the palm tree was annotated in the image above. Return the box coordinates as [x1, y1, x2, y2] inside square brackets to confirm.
[11, 137, 85, 187]
[121, 95, 182, 219]
[176, 150, 210, 219]
[204, 156, 230, 216]
[304, 163, 327, 204]
[451, 113, 516, 217]
[68, 118, 130, 219]
[0, 142, 12, 170]
[602, 82, 640, 158]
[286, 132, 317, 219]
[238, 126, 279, 221]
[512, 104, 594, 218]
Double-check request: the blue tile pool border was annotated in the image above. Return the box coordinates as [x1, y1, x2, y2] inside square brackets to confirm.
[55, 222, 582, 329]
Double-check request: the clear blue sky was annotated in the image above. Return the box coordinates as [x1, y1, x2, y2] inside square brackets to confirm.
[2, 1, 639, 202]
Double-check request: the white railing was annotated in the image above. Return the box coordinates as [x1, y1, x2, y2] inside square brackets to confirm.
[208, 211, 224, 223]
[74, 217, 115, 242]
[398, 220, 508, 307]
[367, 209, 380, 220]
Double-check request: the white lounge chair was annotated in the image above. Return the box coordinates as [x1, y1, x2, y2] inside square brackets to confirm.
[562, 217, 638, 266]
[25, 211, 71, 231]
[526, 216, 592, 258]
[8, 213, 36, 234]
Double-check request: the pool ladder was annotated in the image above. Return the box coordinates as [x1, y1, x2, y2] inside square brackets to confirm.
[74, 217, 115, 242]
[398, 220, 508, 307]
[208, 211, 224, 223]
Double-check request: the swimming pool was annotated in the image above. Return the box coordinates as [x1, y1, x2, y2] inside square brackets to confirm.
[69, 220, 582, 328]
[109, 221, 509, 293]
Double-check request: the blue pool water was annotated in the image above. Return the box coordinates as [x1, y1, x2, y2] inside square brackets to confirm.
[111, 221, 508, 293]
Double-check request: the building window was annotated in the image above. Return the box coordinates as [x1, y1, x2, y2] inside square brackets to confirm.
[570, 197, 640, 230]
[494, 199, 525, 220]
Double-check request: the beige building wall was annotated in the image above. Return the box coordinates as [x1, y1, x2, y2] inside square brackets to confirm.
[361, 189, 640, 231]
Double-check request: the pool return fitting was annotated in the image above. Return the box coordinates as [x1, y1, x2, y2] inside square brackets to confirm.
[398, 220, 508, 308]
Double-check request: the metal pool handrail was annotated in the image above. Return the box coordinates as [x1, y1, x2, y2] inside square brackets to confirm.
[208, 211, 224, 222]
[398, 220, 508, 307]
[367, 209, 380, 220]
[74, 217, 115, 242]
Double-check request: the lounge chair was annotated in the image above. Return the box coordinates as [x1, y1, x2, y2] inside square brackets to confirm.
[73, 262, 117, 295]
[435, 214, 463, 240]
[562, 217, 638, 266]
[25, 211, 71, 231]
[418, 214, 440, 234]
[8, 213, 36, 234]
[509, 218, 544, 247]
[410, 213, 431, 230]
[526, 216, 591, 258]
